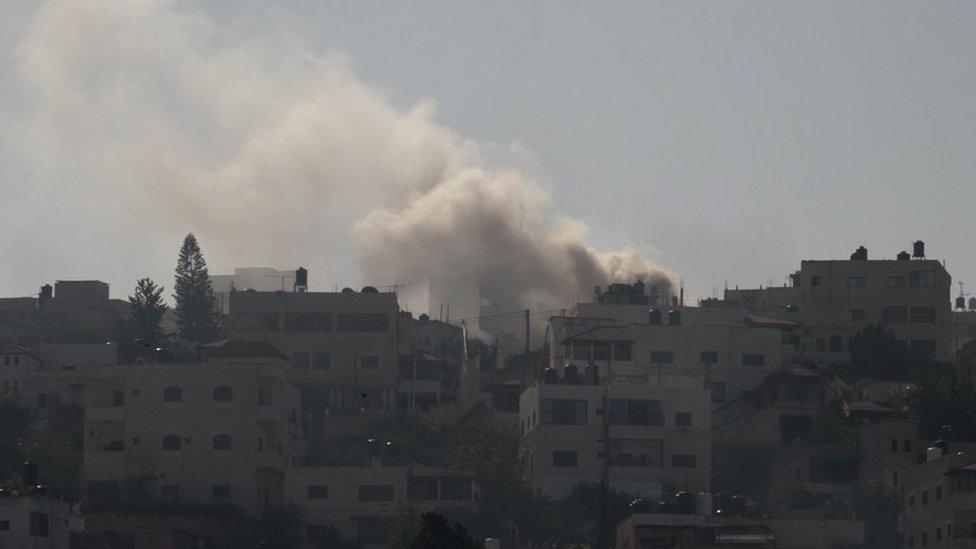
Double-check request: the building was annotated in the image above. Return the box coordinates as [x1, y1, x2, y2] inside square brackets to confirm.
[284, 462, 479, 547]
[0, 281, 130, 345]
[0, 488, 84, 549]
[83, 340, 302, 516]
[210, 267, 298, 314]
[857, 417, 919, 496]
[520, 376, 711, 499]
[718, 243, 953, 364]
[900, 448, 976, 548]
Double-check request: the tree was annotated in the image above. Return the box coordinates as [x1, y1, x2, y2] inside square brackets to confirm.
[173, 233, 219, 343]
[410, 513, 483, 549]
[908, 372, 976, 440]
[128, 277, 168, 346]
[844, 324, 922, 381]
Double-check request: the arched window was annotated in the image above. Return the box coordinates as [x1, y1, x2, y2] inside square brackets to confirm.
[213, 386, 232, 402]
[163, 386, 183, 402]
[162, 435, 182, 451]
[212, 434, 232, 451]
[829, 335, 843, 352]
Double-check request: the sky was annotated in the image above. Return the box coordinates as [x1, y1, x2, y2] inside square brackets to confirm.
[1, 1, 974, 307]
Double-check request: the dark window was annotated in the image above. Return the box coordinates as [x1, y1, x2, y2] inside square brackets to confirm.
[213, 386, 232, 402]
[709, 382, 727, 404]
[613, 342, 633, 361]
[829, 335, 843, 352]
[609, 399, 663, 426]
[910, 306, 936, 323]
[358, 484, 395, 501]
[360, 355, 380, 368]
[910, 271, 936, 287]
[700, 351, 718, 364]
[922, 532, 928, 546]
[671, 454, 697, 468]
[440, 479, 473, 501]
[675, 412, 692, 427]
[313, 353, 331, 370]
[337, 313, 389, 332]
[212, 485, 230, 498]
[306, 485, 329, 499]
[936, 485, 942, 500]
[593, 342, 611, 361]
[882, 306, 908, 323]
[891, 438, 899, 452]
[106, 440, 124, 452]
[922, 490, 928, 504]
[0, 520, 9, 531]
[541, 399, 587, 425]
[851, 309, 866, 321]
[292, 352, 310, 369]
[811, 276, 822, 287]
[284, 313, 332, 332]
[650, 351, 674, 364]
[742, 354, 766, 367]
[848, 276, 866, 288]
[909, 494, 915, 506]
[29, 511, 48, 537]
[163, 435, 182, 451]
[213, 434, 231, 450]
[936, 527, 942, 542]
[163, 386, 183, 402]
[816, 338, 826, 352]
[553, 450, 578, 467]
[887, 276, 905, 287]
[112, 390, 125, 406]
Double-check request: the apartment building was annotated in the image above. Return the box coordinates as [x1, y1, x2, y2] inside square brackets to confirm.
[901, 449, 976, 548]
[720, 243, 953, 364]
[0, 490, 84, 549]
[857, 417, 919, 496]
[520, 377, 710, 499]
[211, 267, 298, 314]
[225, 288, 402, 414]
[285, 463, 479, 547]
[83, 340, 302, 516]
[0, 281, 130, 345]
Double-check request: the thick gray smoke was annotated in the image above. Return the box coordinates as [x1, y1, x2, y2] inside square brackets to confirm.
[2, 0, 673, 312]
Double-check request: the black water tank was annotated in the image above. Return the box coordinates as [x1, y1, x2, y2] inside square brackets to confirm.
[295, 267, 308, 287]
[850, 246, 868, 260]
[40, 284, 53, 299]
[361, 286, 379, 294]
[957, 297, 966, 309]
[897, 251, 911, 261]
[543, 367, 557, 384]
[668, 309, 681, 326]
[970, 297, 976, 310]
[913, 241, 925, 258]
[648, 309, 662, 325]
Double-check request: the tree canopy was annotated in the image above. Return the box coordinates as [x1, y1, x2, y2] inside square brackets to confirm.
[173, 233, 219, 343]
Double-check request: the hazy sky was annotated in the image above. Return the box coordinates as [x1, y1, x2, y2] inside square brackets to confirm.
[2, 1, 975, 305]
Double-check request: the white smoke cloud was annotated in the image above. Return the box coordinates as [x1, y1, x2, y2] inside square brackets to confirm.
[3, 0, 673, 312]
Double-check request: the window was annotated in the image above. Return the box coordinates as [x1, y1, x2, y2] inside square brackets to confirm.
[700, 351, 718, 364]
[909, 494, 915, 506]
[675, 412, 692, 427]
[816, 338, 826, 352]
[894, 471, 899, 486]
[440, 479, 473, 501]
[306, 485, 329, 499]
[358, 484, 395, 501]
[613, 342, 633, 361]
[910, 306, 936, 323]
[609, 399, 663, 426]
[112, 390, 125, 406]
[922, 490, 928, 504]
[610, 439, 663, 467]
[106, 440, 124, 452]
[910, 271, 936, 287]
[742, 354, 766, 367]
[936, 485, 942, 500]
[891, 438, 899, 452]
[650, 351, 674, 364]
[553, 450, 578, 467]
[163, 435, 182, 451]
[337, 313, 389, 332]
[851, 309, 866, 321]
[284, 313, 332, 332]
[360, 355, 380, 368]
[811, 276, 822, 287]
[593, 342, 611, 361]
[292, 352, 310, 369]
[0, 520, 9, 531]
[936, 527, 942, 542]
[163, 386, 183, 402]
[709, 382, 727, 404]
[29, 511, 48, 537]
[887, 276, 905, 287]
[213, 386, 232, 402]
[212, 485, 230, 498]
[671, 454, 697, 468]
[847, 276, 866, 288]
[213, 434, 232, 450]
[541, 399, 587, 425]
[882, 306, 908, 323]
[313, 353, 331, 370]
[829, 335, 843, 352]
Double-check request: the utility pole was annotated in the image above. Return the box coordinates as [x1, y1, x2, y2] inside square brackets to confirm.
[524, 309, 531, 355]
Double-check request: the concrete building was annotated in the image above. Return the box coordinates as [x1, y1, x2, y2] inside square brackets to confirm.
[857, 417, 919, 496]
[284, 463, 479, 547]
[718, 243, 953, 365]
[900, 449, 976, 548]
[83, 340, 302, 516]
[210, 267, 298, 314]
[520, 376, 711, 499]
[0, 489, 84, 549]
[0, 281, 130, 345]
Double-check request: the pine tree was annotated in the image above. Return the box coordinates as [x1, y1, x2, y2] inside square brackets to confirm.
[173, 233, 219, 343]
[128, 277, 168, 347]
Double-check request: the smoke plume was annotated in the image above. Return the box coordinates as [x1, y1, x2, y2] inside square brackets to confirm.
[2, 0, 673, 314]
